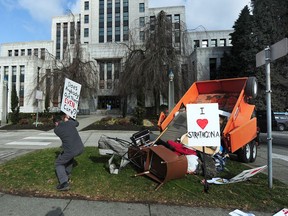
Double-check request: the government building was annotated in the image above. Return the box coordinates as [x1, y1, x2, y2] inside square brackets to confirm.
[0, 0, 232, 122]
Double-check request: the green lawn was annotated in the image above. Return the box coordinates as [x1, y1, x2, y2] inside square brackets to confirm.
[0, 147, 286, 213]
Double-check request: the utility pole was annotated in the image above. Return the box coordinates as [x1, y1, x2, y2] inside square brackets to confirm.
[256, 38, 288, 189]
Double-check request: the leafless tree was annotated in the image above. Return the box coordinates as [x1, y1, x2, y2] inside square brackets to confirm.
[32, 15, 98, 113]
[118, 10, 190, 116]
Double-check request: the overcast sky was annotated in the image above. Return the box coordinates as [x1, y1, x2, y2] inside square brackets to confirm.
[0, 0, 251, 44]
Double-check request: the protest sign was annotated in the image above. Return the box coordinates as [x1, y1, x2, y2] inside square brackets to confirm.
[60, 78, 81, 119]
[186, 103, 221, 147]
[273, 208, 288, 216]
[207, 165, 267, 184]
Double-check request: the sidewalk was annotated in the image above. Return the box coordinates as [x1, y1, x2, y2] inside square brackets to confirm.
[0, 192, 272, 216]
[0, 114, 277, 216]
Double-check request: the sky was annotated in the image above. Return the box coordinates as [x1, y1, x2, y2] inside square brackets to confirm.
[0, 0, 251, 44]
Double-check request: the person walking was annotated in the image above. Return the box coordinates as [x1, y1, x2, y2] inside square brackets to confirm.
[53, 113, 84, 191]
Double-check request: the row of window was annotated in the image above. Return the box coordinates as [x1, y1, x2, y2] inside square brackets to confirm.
[139, 14, 180, 29]
[7, 48, 47, 59]
[193, 38, 231, 48]
[97, 0, 129, 43]
[55, 21, 81, 59]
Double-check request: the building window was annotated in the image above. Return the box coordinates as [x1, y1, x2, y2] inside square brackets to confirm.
[99, 28, 104, 43]
[150, 16, 155, 31]
[174, 14, 180, 29]
[107, 13, 112, 27]
[107, 0, 112, 13]
[139, 17, 145, 27]
[56, 51, 60, 59]
[84, 15, 89, 24]
[84, 28, 89, 37]
[123, 0, 128, 12]
[201, 40, 208, 47]
[20, 65, 25, 82]
[63, 22, 68, 55]
[34, 49, 38, 57]
[114, 61, 120, 80]
[211, 39, 217, 47]
[115, 0, 120, 13]
[209, 58, 217, 80]
[4, 66, 9, 81]
[14, 50, 19, 56]
[140, 31, 145, 41]
[12, 66, 17, 83]
[219, 39, 226, 47]
[107, 62, 112, 80]
[115, 26, 120, 42]
[19, 82, 24, 106]
[40, 48, 45, 60]
[123, 26, 129, 41]
[100, 63, 105, 89]
[193, 40, 200, 48]
[100, 63, 105, 81]
[56, 23, 61, 59]
[175, 31, 180, 43]
[115, 13, 120, 26]
[84, 1, 89, 10]
[27, 49, 32, 56]
[70, 22, 75, 44]
[123, 0, 129, 38]
[8, 50, 12, 56]
[77, 21, 81, 38]
[107, 27, 112, 42]
[99, 0, 104, 43]
[139, 3, 145, 12]
[21, 49, 25, 56]
[123, 12, 129, 27]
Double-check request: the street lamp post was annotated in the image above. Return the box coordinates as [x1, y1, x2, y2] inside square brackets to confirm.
[168, 69, 174, 113]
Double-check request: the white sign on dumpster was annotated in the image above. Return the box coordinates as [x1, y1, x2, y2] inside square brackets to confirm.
[60, 78, 81, 119]
[186, 103, 220, 147]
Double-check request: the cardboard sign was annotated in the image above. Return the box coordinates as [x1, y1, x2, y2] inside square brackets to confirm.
[207, 165, 267, 184]
[60, 78, 81, 119]
[273, 208, 288, 216]
[186, 103, 220, 147]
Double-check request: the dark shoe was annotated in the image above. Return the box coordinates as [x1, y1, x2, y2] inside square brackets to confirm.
[56, 182, 70, 191]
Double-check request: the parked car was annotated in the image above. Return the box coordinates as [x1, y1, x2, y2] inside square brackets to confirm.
[256, 110, 278, 132]
[274, 112, 288, 131]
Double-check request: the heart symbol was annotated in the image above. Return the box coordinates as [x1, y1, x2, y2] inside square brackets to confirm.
[196, 119, 208, 130]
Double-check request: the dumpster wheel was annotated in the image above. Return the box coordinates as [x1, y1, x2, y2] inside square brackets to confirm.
[245, 77, 258, 99]
[236, 140, 257, 163]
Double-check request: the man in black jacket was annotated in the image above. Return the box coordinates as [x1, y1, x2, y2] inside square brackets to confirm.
[53, 113, 84, 191]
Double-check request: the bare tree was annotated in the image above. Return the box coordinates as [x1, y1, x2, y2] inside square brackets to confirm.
[32, 15, 98, 113]
[118, 10, 189, 116]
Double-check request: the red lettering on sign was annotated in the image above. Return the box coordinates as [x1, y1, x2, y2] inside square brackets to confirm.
[64, 98, 75, 108]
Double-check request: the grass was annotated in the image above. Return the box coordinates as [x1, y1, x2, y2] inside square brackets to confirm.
[0, 147, 287, 213]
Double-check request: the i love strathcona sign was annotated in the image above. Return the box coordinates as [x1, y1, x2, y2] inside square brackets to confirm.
[186, 103, 221, 147]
